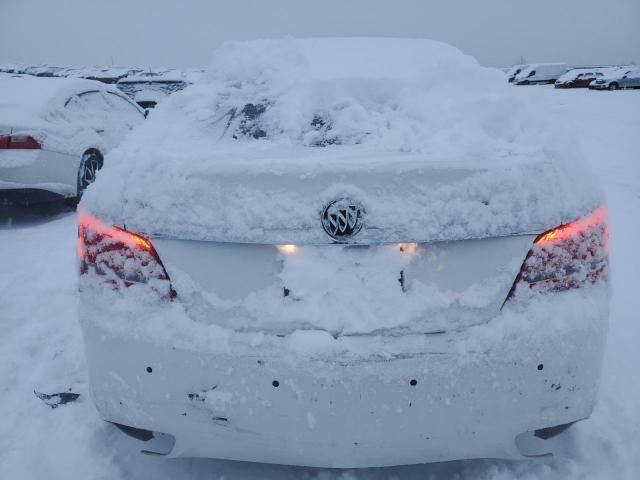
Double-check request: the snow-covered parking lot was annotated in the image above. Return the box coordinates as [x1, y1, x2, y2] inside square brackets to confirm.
[1, 86, 639, 479]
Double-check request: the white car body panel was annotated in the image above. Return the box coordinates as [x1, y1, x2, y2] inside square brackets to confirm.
[0, 149, 78, 196]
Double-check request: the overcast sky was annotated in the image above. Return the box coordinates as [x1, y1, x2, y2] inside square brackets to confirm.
[1, 0, 638, 68]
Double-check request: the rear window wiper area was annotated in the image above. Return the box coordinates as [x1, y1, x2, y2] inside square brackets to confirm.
[227, 102, 270, 140]
[221, 102, 344, 147]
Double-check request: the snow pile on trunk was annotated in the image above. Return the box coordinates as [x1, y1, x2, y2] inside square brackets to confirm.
[81, 38, 601, 241]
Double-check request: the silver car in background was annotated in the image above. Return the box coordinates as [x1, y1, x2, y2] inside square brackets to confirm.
[589, 68, 640, 90]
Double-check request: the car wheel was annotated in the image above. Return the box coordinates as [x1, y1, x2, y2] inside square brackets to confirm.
[77, 150, 103, 197]
[608, 83, 619, 91]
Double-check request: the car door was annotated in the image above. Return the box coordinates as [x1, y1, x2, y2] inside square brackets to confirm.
[536, 66, 547, 82]
[572, 73, 584, 87]
[619, 71, 635, 88]
[580, 73, 594, 87]
[63, 90, 111, 143]
[629, 72, 640, 88]
[101, 91, 145, 143]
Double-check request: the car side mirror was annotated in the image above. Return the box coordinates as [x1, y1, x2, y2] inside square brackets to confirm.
[144, 110, 149, 118]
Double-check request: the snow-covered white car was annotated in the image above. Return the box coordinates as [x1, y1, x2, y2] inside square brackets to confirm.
[78, 38, 610, 468]
[0, 74, 145, 203]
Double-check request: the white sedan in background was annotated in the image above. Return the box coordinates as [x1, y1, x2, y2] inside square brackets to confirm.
[78, 38, 610, 468]
[0, 74, 145, 204]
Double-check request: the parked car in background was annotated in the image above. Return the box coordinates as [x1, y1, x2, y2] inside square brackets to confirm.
[23, 64, 71, 78]
[64, 65, 142, 84]
[514, 63, 568, 85]
[589, 68, 640, 90]
[0, 63, 142, 84]
[555, 68, 615, 88]
[85, 66, 141, 84]
[116, 69, 199, 109]
[506, 64, 529, 83]
[0, 75, 145, 204]
[78, 38, 609, 468]
[0, 64, 28, 74]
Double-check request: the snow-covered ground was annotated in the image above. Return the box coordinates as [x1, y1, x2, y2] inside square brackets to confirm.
[1, 86, 638, 479]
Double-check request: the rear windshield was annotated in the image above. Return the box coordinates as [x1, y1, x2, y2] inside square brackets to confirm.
[220, 101, 341, 146]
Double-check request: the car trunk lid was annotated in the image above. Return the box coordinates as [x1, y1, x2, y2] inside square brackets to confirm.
[107, 148, 570, 246]
[152, 233, 536, 336]
[91, 150, 588, 335]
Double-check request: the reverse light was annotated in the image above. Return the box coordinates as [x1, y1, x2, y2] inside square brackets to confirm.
[276, 244, 298, 255]
[397, 243, 418, 257]
[510, 206, 609, 298]
[0, 134, 42, 149]
[77, 212, 175, 297]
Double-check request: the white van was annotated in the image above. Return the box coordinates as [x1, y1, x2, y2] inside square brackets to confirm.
[514, 63, 568, 85]
[506, 64, 529, 83]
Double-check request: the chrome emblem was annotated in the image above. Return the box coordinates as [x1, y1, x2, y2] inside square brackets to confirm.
[321, 199, 364, 240]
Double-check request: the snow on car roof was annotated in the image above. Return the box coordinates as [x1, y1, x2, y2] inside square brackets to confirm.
[82, 37, 601, 242]
[597, 66, 640, 80]
[207, 37, 484, 83]
[505, 64, 528, 75]
[556, 67, 618, 82]
[515, 62, 567, 77]
[91, 37, 511, 157]
[0, 74, 114, 125]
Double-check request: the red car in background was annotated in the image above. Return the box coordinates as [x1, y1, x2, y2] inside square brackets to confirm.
[555, 68, 612, 88]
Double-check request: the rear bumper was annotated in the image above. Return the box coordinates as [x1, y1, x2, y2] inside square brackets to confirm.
[80, 285, 609, 467]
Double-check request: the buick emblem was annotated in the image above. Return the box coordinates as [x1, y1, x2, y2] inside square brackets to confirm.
[321, 199, 364, 240]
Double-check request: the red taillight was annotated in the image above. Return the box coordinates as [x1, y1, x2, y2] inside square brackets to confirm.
[0, 134, 41, 149]
[510, 206, 609, 298]
[77, 212, 175, 298]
